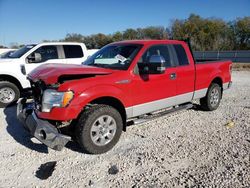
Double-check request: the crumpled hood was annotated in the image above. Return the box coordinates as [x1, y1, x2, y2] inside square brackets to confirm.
[28, 63, 113, 84]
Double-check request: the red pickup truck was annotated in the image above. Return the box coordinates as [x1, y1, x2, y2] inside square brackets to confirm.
[17, 40, 232, 154]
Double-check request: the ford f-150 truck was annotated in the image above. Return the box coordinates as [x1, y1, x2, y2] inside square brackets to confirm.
[17, 40, 232, 154]
[0, 42, 98, 107]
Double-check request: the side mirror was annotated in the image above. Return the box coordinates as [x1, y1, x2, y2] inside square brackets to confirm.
[27, 52, 42, 63]
[138, 55, 166, 74]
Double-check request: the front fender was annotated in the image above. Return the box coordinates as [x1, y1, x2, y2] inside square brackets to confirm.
[70, 84, 129, 114]
[36, 85, 129, 121]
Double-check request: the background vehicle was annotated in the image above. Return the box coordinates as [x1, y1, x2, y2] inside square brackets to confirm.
[0, 42, 98, 107]
[17, 40, 232, 154]
[0, 48, 16, 55]
[0, 50, 16, 58]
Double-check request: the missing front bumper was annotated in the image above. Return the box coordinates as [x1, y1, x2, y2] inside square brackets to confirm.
[17, 98, 71, 151]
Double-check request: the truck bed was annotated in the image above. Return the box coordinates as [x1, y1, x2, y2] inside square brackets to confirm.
[195, 60, 232, 91]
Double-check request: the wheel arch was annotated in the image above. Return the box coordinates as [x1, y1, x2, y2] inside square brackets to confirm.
[0, 74, 23, 91]
[88, 96, 127, 131]
[210, 76, 223, 96]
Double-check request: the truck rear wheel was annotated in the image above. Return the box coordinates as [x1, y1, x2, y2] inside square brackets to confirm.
[200, 83, 222, 111]
[75, 104, 123, 154]
[0, 81, 20, 108]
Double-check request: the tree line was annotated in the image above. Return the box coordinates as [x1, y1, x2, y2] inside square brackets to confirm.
[3, 14, 250, 51]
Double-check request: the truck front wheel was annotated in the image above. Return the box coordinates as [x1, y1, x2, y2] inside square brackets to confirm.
[0, 81, 20, 108]
[200, 83, 222, 111]
[75, 104, 123, 154]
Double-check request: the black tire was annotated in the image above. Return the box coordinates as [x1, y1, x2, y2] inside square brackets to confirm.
[200, 83, 222, 111]
[0, 81, 20, 108]
[75, 104, 123, 154]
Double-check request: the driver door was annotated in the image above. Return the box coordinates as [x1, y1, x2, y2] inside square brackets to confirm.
[130, 44, 177, 116]
[25, 45, 66, 74]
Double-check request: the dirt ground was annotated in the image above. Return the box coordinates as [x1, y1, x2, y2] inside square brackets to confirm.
[0, 71, 249, 188]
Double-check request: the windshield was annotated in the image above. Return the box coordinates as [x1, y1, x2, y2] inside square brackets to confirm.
[83, 44, 142, 70]
[0, 50, 15, 58]
[9, 44, 36, 58]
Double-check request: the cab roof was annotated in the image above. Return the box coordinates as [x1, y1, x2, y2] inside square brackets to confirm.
[111, 39, 186, 45]
[27, 42, 85, 46]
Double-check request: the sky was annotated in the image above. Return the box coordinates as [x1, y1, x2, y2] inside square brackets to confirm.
[0, 0, 249, 46]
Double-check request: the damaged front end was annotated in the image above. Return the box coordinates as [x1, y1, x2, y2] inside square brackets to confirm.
[17, 64, 114, 151]
[17, 97, 71, 151]
[17, 80, 72, 151]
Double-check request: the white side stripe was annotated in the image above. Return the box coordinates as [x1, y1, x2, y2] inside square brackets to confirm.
[193, 88, 208, 100]
[125, 88, 208, 118]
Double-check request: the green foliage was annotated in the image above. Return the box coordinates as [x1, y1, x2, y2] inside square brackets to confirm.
[123, 28, 138, 40]
[231, 17, 250, 50]
[60, 15, 248, 50]
[171, 14, 235, 50]
[171, 14, 250, 50]
[9, 14, 250, 50]
[60, 26, 169, 48]
[137, 26, 169, 39]
[112, 32, 123, 41]
[64, 33, 84, 43]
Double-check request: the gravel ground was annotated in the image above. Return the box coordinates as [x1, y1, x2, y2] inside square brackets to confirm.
[0, 71, 249, 188]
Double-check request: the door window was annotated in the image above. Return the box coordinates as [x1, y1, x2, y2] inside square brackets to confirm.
[139, 45, 172, 67]
[28, 45, 58, 63]
[63, 45, 84, 58]
[173, 45, 189, 66]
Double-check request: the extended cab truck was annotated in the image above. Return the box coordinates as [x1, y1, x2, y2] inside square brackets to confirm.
[17, 40, 232, 154]
[0, 42, 98, 107]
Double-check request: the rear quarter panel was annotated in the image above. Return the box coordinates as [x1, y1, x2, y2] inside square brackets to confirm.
[195, 61, 232, 90]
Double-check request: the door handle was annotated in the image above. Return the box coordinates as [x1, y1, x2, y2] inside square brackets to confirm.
[170, 73, 176, 80]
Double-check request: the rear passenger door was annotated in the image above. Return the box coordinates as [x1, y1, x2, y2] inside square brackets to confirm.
[171, 44, 195, 101]
[63, 45, 84, 64]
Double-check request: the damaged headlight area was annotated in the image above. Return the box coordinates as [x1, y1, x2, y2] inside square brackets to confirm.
[42, 89, 74, 112]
